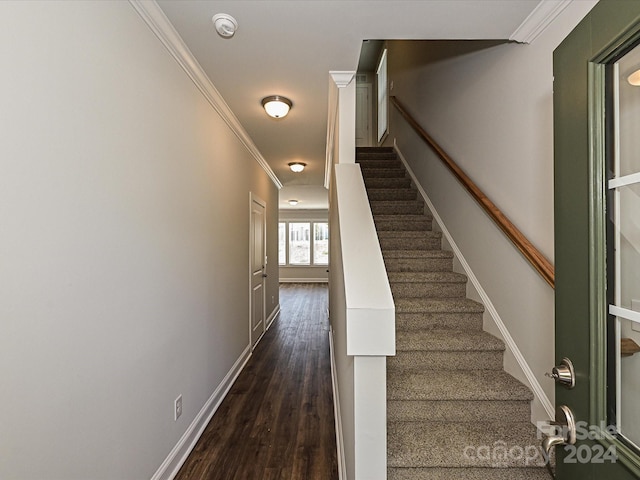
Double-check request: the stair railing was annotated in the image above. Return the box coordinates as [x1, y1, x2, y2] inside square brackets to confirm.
[390, 96, 555, 289]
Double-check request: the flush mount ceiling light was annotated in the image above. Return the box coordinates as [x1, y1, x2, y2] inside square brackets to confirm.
[288, 162, 306, 173]
[262, 95, 292, 118]
[628, 68, 640, 86]
[288, 199, 299, 206]
[212, 13, 238, 38]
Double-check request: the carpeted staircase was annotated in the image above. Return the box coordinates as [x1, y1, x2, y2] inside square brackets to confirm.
[356, 147, 552, 480]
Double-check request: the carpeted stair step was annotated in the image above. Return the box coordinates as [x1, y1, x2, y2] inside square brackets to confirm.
[361, 167, 407, 179]
[378, 231, 441, 250]
[388, 421, 547, 468]
[367, 188, 418, 201]
[387, 399, 531, 423]
[395, 297, 485, 332]
[388, 369, 533, 403]
[374, 214, 433, 232]
[389, 329, 505, 371]
[364, 177, 413, 189]
[371, 200, 425, 215]
[357, 158, 402, 169]
[388, 467, 552, 480]
[356, 146, 395, 159]
[383, 250, 453, 272]
[388, 272, 467, 298]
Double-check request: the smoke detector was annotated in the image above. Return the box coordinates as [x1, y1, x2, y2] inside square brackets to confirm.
[212, 13, 238, 38]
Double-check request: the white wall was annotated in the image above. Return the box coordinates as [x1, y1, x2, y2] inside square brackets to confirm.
[384, 0, 597, 423]
[279, 209, 329, 282]
[0, 2, 279, 479]
[329, 180, 355, 479]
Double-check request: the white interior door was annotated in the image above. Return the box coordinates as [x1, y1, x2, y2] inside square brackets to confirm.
[250, 195, 266, 349]
[356, 83, 372, 147]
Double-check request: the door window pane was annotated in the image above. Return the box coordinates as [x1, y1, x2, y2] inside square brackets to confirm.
[289, 222, 310, 265]
[314, 222, 329, 265]
[609, 43, 640, 451]
[617, 184, 640, 309]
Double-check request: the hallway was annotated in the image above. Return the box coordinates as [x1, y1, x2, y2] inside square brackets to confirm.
[175, 284, 338, 480]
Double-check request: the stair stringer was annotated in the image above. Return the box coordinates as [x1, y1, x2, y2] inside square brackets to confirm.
[393, 142, 554, 427]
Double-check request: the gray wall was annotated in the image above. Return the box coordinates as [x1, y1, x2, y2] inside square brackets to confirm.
[383, 0, 597, 423]
[0, 2, 279, 478]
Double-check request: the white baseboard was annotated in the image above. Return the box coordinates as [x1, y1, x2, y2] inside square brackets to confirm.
[328, 326, 347, 480]
[151, 345, 252, 480]
[394, 144, 554, 422]
[279, 278, 329, 283]
[266, 304, 281, 330]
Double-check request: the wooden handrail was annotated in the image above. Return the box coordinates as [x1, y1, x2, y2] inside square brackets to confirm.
[390, 96, 555, 288]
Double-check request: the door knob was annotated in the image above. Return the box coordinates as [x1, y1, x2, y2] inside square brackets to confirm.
[545, 357, 575, 389]
[541, 405, 577, 457]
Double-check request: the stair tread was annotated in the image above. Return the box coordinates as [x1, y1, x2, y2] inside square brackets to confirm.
[387, 399, 531, 423]
[371, 201, 425, 215]
[356, 146, 395, 154]
[367, 190, 419, 201]
[395, 297, 484, 314]
[384, 250, 453, 259]
[388, 272, 467, 284]
[387, 467, 552, 480]
[388, 421, 546, 468]
[395, 329, 505, 352]
[375, 214, 433, 221]
[364, 177, 412, 186]
[358, 160, 402, 167]
[389, 422, 545, 468]
[371, 200, 423, 205]
[361, 167, 406, 176]
[367, 188, 416, 193]
[388, 370, 533, 401]
[379, 230, 440, 238]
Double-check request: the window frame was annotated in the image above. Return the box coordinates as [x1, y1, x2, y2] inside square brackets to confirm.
[278, 220, 329, 267]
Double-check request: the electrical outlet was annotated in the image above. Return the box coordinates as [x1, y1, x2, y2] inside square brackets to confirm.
[271, 295, 275, 305]
[174, 395, 182, 421]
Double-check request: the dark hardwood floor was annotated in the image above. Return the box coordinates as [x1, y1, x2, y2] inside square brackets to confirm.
[175, 283, 338, 480]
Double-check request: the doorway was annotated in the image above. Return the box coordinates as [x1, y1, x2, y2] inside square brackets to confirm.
[250, 194, 267, 350]
[356, 83, 372, 147]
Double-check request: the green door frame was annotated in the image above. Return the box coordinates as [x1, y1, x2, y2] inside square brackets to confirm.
[554, 0, 640, 478]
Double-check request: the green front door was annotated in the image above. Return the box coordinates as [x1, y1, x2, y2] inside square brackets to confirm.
[554, 1, 640, 478]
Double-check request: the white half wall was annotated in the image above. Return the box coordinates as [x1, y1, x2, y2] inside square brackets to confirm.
[384, 0, 597, 424]
[0, 2, 279, 479]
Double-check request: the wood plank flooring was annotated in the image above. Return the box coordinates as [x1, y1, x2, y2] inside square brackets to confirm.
[175, 283, 338, 480]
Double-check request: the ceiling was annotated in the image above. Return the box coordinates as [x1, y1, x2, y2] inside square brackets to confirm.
[156, 0, 542, 210]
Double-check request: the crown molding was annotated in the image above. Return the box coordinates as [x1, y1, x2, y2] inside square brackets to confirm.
[510, 0, 572, 44]
[129, 0, 283, 189]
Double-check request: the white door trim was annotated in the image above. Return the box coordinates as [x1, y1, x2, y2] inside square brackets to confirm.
[249, 192, 267, 350]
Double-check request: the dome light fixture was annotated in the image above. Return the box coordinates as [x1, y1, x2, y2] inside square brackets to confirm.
[212, 13, 238, 38]
[288, 162, 306, 173]
[628, 68, 640, 86]
[262, 95, 292, 118]
[288, 199, 299, 206]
